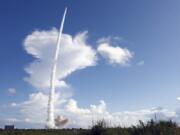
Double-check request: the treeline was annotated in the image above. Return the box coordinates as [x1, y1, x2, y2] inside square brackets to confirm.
[0, 120, 180, 135]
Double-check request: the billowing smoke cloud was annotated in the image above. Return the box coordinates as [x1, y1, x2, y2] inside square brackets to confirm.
[55, 115, 68, 128]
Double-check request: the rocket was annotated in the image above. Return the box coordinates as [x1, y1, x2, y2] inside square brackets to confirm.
[46, 8, 67, 129]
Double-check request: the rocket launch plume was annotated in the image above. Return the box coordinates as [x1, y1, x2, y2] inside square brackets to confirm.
[46, 8, 67, 129]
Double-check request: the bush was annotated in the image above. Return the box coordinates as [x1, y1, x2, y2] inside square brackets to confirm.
[90, 120, 107, 135]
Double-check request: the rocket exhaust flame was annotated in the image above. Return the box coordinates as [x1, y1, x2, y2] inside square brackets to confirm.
[46, 8, 67, 129]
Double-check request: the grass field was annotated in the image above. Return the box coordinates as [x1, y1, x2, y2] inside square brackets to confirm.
[0, 120, 180, 135]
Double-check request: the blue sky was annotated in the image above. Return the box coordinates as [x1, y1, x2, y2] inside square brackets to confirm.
[0, 0, 180, 128]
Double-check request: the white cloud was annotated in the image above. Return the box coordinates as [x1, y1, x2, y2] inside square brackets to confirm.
[5, 28, 157, 129]
[19, 92, 49, 124]
[137, 61, 145, 66]
[97, 36, 124, 44]
[97, 39, 133, 65]
[23, 29, 97, 89]
[66, 99, 90, 114]
[64, 100, 176, 128]
[8, 95, 177, 128]
[17, 91, 72, 124]
[177, 97, 180, 101]
[10, 102, 17, 107]
[8, 88, 16, 95]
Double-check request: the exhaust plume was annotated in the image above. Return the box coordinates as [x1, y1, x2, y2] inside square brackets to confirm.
[46, 8, 67, 129]
[55, 115, 69, 128]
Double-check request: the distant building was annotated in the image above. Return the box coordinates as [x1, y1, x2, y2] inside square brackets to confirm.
[4, 125, 14, 130]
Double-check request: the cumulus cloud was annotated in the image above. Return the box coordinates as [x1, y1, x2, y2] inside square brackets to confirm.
[5, 28, 139, 129]
[10, 102, 17, 107]
[16, 90, 72, 124]
[8, 88, 16, 95]
[137, 61, 145, 66]
[65, 100, 177, 128]
[23, 29, 134, 92]
[23, 29, 97, 89]
[19, 92, 49, 124]
[97, 38, 133, 65]
[6, 96, 177, 128]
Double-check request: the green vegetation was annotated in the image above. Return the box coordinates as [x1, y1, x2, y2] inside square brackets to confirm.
[0, 120, 180, 135]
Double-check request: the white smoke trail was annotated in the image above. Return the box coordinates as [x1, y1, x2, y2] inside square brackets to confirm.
[46, 8, 67, 129]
